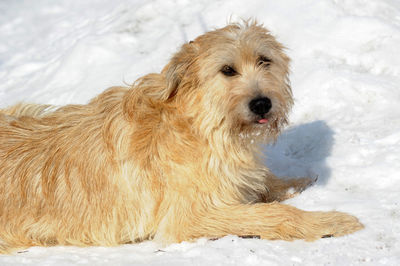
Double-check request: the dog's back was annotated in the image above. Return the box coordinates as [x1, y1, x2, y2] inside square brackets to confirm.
[0, 103, 54, 118]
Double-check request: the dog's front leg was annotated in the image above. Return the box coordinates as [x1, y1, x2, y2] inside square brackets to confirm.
[188, 202, 363, 241]
[261, 172, 317, 202]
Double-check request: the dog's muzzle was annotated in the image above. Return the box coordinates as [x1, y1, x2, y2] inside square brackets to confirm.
[249, 97, 272, 116]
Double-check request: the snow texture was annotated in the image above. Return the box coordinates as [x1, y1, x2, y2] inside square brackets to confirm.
[1, 0, 400, 265]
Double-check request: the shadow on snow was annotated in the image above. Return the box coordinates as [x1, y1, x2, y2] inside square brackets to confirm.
[263, 120, 334, 186]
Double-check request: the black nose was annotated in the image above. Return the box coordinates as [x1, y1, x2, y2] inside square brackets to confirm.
[249, 97, 272, 116]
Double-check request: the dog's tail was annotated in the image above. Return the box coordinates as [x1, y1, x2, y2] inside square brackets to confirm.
[0, 103, 55, 119]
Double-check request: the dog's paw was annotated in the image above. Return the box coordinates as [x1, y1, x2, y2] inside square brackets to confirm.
[281, 176, 317, 200]
[305, 211, 364, 240]
[291, 176, 317, 192]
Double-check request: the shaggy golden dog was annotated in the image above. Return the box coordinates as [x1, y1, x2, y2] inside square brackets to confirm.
[0, 21, 363, 253]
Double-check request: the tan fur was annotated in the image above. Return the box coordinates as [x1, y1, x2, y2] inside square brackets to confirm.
[0, 21, 363, 254]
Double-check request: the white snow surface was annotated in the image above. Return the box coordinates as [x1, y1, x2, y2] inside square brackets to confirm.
[1, 0, 400, 265]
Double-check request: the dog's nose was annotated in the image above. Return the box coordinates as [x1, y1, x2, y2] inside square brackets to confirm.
[249, 97, 272, 116]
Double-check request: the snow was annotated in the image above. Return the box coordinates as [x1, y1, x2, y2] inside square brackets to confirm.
[1, 0, 400, 265]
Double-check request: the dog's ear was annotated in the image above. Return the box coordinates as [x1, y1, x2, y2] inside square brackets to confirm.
[122, 73, 165, 120]
[123, 42, 198, 120]
[161, 42, 198, 100]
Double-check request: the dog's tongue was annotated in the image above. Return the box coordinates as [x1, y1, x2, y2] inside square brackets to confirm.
[258, 118, 268, 124]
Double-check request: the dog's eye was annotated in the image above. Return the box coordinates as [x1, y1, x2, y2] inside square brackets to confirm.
[257, 56, 272, 68]
[221, 65, 237, 76]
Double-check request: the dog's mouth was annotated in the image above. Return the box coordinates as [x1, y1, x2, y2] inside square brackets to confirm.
[257, 118, 268, 124]
[253, 115, 271, 125]
[253, 113, 279, 127]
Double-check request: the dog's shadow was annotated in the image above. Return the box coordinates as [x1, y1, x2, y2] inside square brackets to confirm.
[263, 120, 334, 185]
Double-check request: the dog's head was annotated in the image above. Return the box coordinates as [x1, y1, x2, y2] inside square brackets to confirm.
[130, 21, 293, 143]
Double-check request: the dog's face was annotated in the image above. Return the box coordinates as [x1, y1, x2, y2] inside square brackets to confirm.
[162, 22, 293, 142]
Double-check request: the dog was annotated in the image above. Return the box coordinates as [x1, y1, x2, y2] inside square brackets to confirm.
[0, 21, 363, 253]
